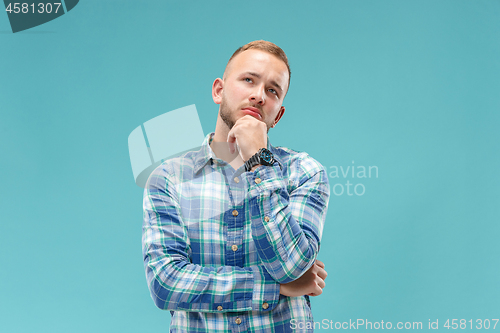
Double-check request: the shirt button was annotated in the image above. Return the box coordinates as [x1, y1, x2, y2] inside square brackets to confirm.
[254, 178, 262, 184]
[232, 210, 239, 217]
[264, 216, 270, 222]
[217, 305, 223, 311]
[231, 244, 238, 252]
[235, 317, 242, 325]
[262, 302, 269, 310]
[234, 177, 240, 183]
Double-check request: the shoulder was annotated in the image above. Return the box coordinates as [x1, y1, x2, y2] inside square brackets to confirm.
[146, 149, 202, 189]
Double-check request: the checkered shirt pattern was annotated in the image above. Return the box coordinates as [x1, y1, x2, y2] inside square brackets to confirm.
[143, 133, 330, 332]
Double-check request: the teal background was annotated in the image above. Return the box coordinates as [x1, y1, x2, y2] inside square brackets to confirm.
[1, 0, 499, 331]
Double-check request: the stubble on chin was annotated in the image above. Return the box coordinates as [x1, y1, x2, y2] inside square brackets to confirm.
[219, 99, 272, 133]
[219, 102, 236, 130]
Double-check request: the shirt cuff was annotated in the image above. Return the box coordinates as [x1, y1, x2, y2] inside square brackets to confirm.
[240, 164, 286, 196]
[250, 265, 280, 312]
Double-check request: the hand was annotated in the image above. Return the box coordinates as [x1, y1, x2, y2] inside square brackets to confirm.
[227, 115, 267, 161]
[279, 260, 327, 297]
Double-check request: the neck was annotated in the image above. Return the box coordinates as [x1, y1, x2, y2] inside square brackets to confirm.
[212, 113, 230, 145]
[211, 113, 244, 167]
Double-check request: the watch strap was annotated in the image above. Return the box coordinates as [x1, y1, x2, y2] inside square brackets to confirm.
[244, 152, 260, 172]
[244, 148, 275, 172]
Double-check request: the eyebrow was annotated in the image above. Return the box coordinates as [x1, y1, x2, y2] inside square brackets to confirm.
[244, 71, 284, 94]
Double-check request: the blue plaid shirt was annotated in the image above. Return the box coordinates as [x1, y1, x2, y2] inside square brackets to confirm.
[143, 133, 330, 332]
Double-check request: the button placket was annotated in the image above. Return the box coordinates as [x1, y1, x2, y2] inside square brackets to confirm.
[220, 165, 245, 268]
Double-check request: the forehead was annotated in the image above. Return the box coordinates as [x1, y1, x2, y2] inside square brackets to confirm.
[226, 49, 289, 87]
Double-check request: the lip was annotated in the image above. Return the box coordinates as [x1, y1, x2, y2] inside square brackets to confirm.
[241, 107, 262, 120]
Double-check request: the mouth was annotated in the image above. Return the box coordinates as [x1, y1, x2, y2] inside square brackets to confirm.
[241, 107, 262, 120]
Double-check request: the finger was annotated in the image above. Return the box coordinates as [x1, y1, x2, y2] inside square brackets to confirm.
[227, 131, 236, 154]
[316, 267, 328, 280]
[313, 285, 323, 296]
[317, 277, 326, 290]
[315, 260, 325, 269]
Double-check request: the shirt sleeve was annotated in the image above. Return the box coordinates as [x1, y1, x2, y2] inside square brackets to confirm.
[142, 165, 280, 313]
[240, 154, 330, 284]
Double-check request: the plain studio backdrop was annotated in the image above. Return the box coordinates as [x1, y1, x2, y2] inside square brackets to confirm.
[1, 1, 499, 331]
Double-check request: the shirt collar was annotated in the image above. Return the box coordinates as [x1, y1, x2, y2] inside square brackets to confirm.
[192, 133, 216, 174]
[192, 132, 284, 174]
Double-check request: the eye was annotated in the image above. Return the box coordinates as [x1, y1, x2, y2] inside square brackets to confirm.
[268, 88, 278, 96]
[244, 77, 253, 83]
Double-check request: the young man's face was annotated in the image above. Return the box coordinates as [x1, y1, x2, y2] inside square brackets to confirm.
[213, 49, 289, 131]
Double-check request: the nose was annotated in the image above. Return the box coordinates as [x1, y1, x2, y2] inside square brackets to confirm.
[249, 84, 265, 105]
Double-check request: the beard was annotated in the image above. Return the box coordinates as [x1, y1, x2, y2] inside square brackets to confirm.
[219, 97, 236, 130]
[219, 95, 272, 132]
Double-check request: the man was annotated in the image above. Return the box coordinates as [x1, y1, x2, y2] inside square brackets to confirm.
[143, 40, 330, 332]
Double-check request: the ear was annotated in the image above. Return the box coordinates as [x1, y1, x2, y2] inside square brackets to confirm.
[212, 78, 224, 105]
[272, 106, 285, 128]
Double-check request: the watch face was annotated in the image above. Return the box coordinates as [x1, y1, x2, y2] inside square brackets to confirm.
[260, 149, 274, 164]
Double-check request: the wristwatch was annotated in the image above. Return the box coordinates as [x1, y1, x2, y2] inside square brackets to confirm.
[244, 148, 276, 172]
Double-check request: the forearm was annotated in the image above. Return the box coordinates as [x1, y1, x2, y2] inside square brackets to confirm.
[143, 200, 280, 313]
[241, 160, 330, 284]
[143, 250, 279, 312]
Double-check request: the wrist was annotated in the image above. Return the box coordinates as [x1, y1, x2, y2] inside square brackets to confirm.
[250, 164, 262, 172]
[242, 147, 265, 162]
[244, 148, 275, 172]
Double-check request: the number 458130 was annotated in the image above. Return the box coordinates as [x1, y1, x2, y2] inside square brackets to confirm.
[444, 319, 499, 329]
[5, 3, 62, 14]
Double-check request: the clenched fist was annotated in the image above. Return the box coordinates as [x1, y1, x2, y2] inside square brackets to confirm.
[227, 115, 268, 161]
[280, 260, 328, 297]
